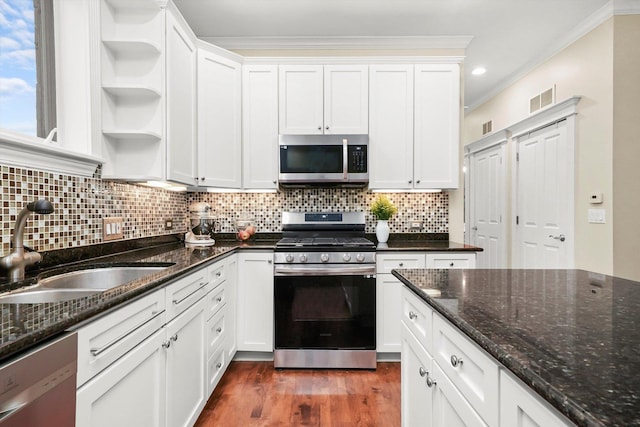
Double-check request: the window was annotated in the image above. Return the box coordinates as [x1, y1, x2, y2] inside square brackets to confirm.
[0, 0, 55, 139]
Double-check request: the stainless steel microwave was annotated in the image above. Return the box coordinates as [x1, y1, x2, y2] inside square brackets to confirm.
[278, 134, 369, 186]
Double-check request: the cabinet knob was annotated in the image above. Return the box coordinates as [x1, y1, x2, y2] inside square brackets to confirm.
[162, 340, 171, 349]
[216, 362, 222, 369]
[399, 262, 404, 267]
[418, 367, 428, 377]
[216, 296, 223, 303]
[449, 262, 455, 267]
[200, 177, 205, 181]
[325, 126, 330, 130]
[426, 374, 437, 388]
[408, 311, 418, 320]
[450, 354, 463, 368]
[170, 334, 178, 342]
[408, 180, 412, 184]
[318, 126, 322, 130]
[216, 327, 222, 333]
[416, 180, 421, 184]
[273, 180, 277, 184]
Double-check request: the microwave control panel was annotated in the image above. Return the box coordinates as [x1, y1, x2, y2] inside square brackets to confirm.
[348, 145, 368, 173]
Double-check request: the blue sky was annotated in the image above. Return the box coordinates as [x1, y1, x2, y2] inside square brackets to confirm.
[0, 0, 36, 136]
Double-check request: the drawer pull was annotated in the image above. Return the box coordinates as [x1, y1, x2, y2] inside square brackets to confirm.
[418, 367, 428, 377]
[215, 271, 222, 277]
[216, 327, 222, 333]
[426, 374, 437, 388]
[216, 296, 223, 303]
[173, 281, 208, 305]
[449, 262, 455, 267]
[90, 310, 164, 356]
[399, 262, 404, 267]
[408, 311, 418, 320]
[450, 354, 463, 367]
[216, 362, 222, 369]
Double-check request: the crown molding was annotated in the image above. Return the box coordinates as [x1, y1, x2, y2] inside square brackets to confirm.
[242, 56, 465, 65]
[466, 1, 617, 112]
[199, 35, 473, 51]
[613, 0, 640, 14]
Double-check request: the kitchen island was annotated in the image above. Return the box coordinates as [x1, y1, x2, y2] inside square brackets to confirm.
[393, 268, 640, 427]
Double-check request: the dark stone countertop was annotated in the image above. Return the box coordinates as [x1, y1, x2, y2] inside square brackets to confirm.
[392, 268, 640, 427]
[365, 233, 482, 252]
[0, 236, 278, 363]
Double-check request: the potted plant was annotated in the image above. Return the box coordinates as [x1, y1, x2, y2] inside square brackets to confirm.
[370, 195, 397, 243]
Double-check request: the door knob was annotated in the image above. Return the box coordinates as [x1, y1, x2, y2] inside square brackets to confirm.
[549, 234, 566, 242]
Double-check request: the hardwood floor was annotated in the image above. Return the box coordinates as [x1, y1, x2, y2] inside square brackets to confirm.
[194, 361, 401, 427]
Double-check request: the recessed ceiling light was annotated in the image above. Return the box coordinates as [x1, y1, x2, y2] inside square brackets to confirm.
[471, 67, 487, 76]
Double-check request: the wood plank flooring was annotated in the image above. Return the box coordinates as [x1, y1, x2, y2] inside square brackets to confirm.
[194, 361, 401, 427]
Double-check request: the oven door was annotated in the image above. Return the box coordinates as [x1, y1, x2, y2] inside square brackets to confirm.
[274, 267, 376, 350]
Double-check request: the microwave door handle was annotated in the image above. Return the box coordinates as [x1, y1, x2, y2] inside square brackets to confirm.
[343, 139, 348, 180]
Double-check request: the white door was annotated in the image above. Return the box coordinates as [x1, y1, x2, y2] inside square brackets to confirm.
[414, 64, 460, 189]
[242, 65, 279, 189]
[166, 8, 196, 185]
[323, 65, 369, 134]
[469, 144, 507, 268]
[278, 65, 324, 134]
[197, 46, 242, 188]
[515, 120, 572, 268]
[369, 65, 414, 189]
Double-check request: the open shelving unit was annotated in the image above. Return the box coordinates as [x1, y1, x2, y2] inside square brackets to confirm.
[100, 0, 165, 180]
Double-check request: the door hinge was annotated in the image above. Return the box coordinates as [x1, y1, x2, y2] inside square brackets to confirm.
[516, 152, 519, 161]
[516, 215, 519, 225]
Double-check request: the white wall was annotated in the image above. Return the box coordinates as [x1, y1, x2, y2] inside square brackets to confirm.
[463, 18, 615, 275]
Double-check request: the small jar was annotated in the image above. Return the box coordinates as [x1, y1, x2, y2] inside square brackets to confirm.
[236, 218, 256, 241]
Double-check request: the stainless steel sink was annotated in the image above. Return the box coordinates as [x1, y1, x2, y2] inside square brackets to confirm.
[0, 264, 174, 304]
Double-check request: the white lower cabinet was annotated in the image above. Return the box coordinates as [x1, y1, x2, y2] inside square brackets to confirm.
[237, 251, 274, 352]
[426, 252, 476, 269]
[75, 256, 238, 427]
[500, 371, 574, 427]
[165, 297, 207, 427]
[401, 285, 575, 427]
[76, 329, 167, 427]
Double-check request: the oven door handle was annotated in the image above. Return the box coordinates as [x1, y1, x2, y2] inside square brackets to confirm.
[275, 266, 376, 276]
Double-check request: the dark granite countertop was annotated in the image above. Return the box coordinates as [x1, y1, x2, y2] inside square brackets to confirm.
[392, 268, 640, 427]
[0, 236, 278, 363]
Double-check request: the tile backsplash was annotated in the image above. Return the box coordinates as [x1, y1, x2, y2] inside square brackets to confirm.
[189, 189, 448, 234]
[1, 163, 449, 257]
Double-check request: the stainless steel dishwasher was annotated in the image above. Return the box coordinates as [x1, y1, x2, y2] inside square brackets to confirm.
[0, 332, 77, 426]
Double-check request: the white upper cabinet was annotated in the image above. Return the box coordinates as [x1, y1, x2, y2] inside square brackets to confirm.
[414, 64, 461, 189]
[323, 65, 369, 134]
[165, 3, 197, 185]
[196, 43, 242, 188]
[279, 65, 368, 135]
[369, 63, 461, 190]
[369, 64, 415, 189]
[242, 65, 279, 189]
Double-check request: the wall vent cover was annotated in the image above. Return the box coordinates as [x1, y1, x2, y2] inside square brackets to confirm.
[482, 120, 493, 135]
[529, 86, 555, 114]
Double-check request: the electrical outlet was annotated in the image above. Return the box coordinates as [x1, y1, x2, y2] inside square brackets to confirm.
[103, 217, 124, 241]
[165, 218, 173, 230]
[409, 221, 423, 230]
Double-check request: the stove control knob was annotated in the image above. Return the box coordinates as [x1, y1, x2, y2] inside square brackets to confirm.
[285, 254, 294, 263]
[356, 253, 365, 263]
[299, 254, 308, 263]
[342, 253, 352, 262]
[320, 253, 330, 263]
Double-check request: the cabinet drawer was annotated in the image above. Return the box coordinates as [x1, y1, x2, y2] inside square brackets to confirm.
[426, 253, 476, 269]
[401, 286, 433, 354]
[208, 260, 226, 289]
[165, 267, 210, 321]
[205, 280, 227, 319]
[206, 307, 227, 359]
[432, 313, 499, 426]
[377, 253, 426, 274]
[76, 290, 165, 387]
[207, 346, 227, 396]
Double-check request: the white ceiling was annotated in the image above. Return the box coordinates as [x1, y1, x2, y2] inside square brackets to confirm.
[173, 0, 613, 110]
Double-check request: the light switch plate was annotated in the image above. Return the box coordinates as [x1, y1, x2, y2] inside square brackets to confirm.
[588, 209, 606, 224]
[103, 217, 124, 241]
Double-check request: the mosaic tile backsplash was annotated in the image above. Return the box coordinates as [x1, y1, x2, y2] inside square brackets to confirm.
[188, 189, 448, 234]
[1, 163, 449, 257]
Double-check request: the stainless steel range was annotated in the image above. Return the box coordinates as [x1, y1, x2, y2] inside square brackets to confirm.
[274, 212, 377, 369]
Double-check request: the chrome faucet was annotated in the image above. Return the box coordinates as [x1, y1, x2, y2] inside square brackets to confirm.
[0, 200, 54, 282]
